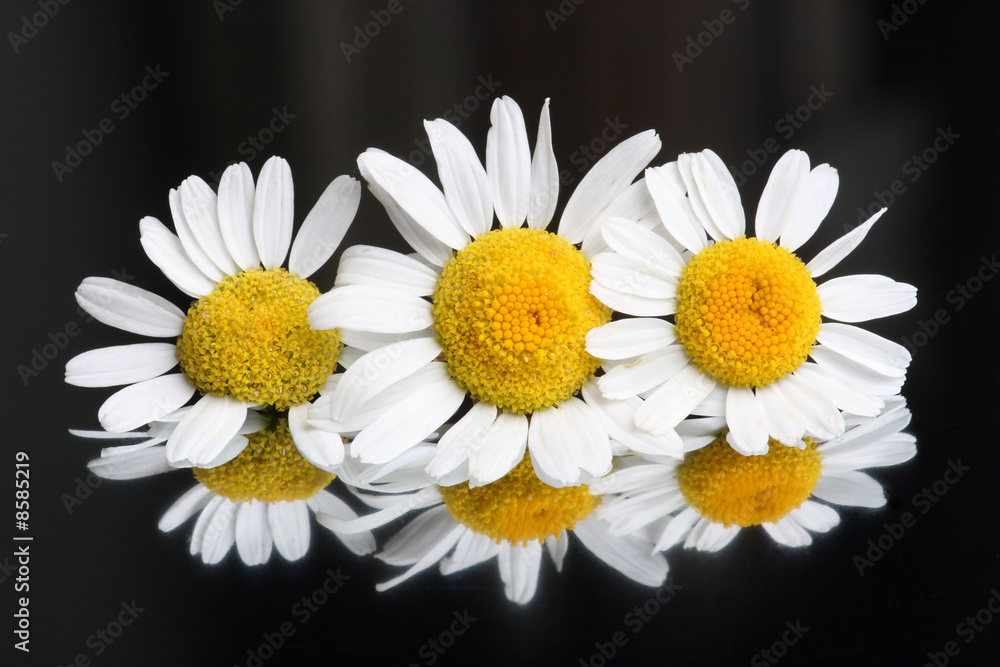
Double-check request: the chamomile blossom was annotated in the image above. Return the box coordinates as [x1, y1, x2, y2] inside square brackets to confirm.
[591, 397, 916, 550]
[586, 149, 917, 455]
[66, 157, 360, 470]
[319, 446, 668, 604]
[308, 96, 675, 488]
[80, 414, 375, 565]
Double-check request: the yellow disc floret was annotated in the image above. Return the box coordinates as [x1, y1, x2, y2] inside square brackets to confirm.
[176, 268, 340, 410]
[674, 237, 821, 388]
[432, 228, 611, 414]
[439, 454, 600, 545]
[193, 418, 335, 503]
[676, 434, 822, 528]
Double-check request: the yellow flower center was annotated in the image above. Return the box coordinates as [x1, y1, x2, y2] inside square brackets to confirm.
[439, 454, 600, 545]
[432, 228, 610, 414]
[176, 268, 341, 410]
[193, 418, 336, 503]
[674, 237, 821, 388]
[676, 434, 822, 528]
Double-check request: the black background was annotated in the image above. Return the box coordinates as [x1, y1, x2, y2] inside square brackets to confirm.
[2, 1, 998, 665]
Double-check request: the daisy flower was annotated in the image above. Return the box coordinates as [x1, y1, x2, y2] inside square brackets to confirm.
[319, 446, 668, 604]
[80, 414, 375, 565]
[591, 397, 916, 550]
[66, 156, 360, 470]
[308, 96, 673, 488]
[586, 148, 917, 455]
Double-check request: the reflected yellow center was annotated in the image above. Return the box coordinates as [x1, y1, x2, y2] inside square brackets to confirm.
[676, 433, 822, 527]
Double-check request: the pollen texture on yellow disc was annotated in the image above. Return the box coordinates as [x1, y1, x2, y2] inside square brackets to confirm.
[676, 434, 822, 528]
[432, 227, 611, 414]
[176, 268, 340, 410]
[674, 237, 822, 388]
[193, 418, 335, 503]
[439, 454, 600, 545]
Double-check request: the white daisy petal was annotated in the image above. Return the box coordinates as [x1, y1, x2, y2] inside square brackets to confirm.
[793, 363, 883, 418]
[816, 322, 911, 378]
[590, 279, 675, 317]
[812, 470, 886, 508]
[575, 517, 668, 586]
[180, 175, 240, 276]
[440, 531, 501, 575]
[468, 412, 529, 487]
[755, 383, 807, 447]
[486, 96, 531, 228]
[654, 506, 700, 552]
[139, 216, 216, 298]
[76, 277, 186, 338]
[788, 500, 840, 533]
[339, 326, 435, 352]
[350, 364, 466, 464]
[725, 387, 770, 455]
[591, 252, 677, 300]
[307, 490, 377, 556]
[820, 434, 916, 473]
[528, 397, 611, 487]
[777, 374, 845, 441]
[334, 245, 440, 296]
[318, 488, 441, 533]
[527, 98, 558, 229]
[809, 345, 904, 397]
[425, 118, 493, 237]
[217, 162, 260, 271]
[806, 208, 885, 278]
[688, 149, 744, 240]
[87, 445, 172, 480]
[308, 284, 434, 333]
[235, 501, 273, 566]
[498, 542, 543, 604]
[377, 505, 463, 575]
[168, 187, 226, 282]
[690, 519, 740, 552]
[559, 129, 661, 244]
[289, 175, 361, 278]
[165, 394, 248, 467]
[598, 345, 689, 400]
[586, 318, 675, 360]
[174, 433, 248, 471]
[360, 160, 454, 267]
[66, 343, 178, 388]
[778, 163, 839, 252]
[755, 149, 810, 243]
[263, 502, 309, 561]
[544, 531, 569, 572]
[762, 515, 813, 547]
[98, 373, 195, 433]
[644, 163, 707, 254]
[288, 403, 344, 471]
[197, 498, 239, 564]
[329, 337, 442, 422]
[580, 180, 660, 258]
[634, 364, 716, 436]
[426, 401, 499, 481]
[599, 217, 686, 281]
[581, 385, 684, 460]
[159, 484, 213, 532]
[358, 148, 468, 250]
[252, 156, 295, 269]
[818, 275, 917, 322]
